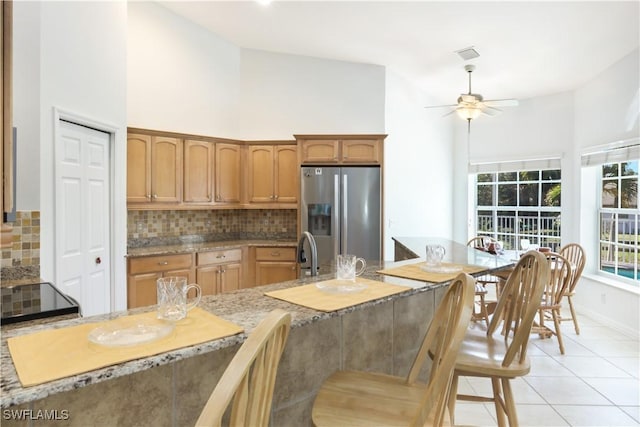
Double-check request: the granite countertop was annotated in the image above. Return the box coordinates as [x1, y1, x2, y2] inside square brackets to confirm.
[1, 260, 440, 408]
[127, 239, 298, 257]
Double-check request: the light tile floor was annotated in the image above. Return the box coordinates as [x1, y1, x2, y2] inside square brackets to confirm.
[454, 310, 640, 426]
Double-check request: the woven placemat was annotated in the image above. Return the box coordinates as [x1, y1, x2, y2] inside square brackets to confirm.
[377, 261, 485, 283]
[264, 277, 411, 312]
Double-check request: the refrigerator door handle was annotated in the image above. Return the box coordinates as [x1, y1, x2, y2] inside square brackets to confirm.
[334, 173, 340, 257]
[342, 173, 348, 254]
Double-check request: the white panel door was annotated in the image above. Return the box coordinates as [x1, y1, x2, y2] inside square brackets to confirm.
[55, 120, 111, 316]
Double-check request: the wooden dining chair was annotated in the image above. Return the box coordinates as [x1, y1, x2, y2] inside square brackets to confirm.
[447, 250, 549, 427]
[311, 273, 475, 427]
[467, 236, 500, 326]
[558, 243, 586, 334]
[532, 252, 572, 354]
[195, 309, 291, 427]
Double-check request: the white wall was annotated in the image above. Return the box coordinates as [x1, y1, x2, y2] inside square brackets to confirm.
[127, 2, 241, 138]
[384, 71, 454, 260]
[127, 3, 385, 141]
[12, 2, 40, 211]
[574, 49, 640, 335]
[238, 49, 385, 139]
[31, 1, 128, 309]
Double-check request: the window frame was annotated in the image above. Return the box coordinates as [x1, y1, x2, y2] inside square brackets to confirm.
[473, 167, 562, 252]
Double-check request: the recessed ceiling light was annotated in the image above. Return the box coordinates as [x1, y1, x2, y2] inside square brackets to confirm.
[256, 0, 272, 6]
[456, 46, 480, 61]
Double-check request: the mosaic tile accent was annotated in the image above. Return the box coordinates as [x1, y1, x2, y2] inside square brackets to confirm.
[0, 211, 40, 270]
[127, 209, 297, 248]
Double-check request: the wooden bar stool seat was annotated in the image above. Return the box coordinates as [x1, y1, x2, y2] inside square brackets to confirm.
[312, 273, 476, 427]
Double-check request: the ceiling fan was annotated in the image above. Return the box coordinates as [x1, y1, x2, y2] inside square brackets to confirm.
[426, 64, 518, 122]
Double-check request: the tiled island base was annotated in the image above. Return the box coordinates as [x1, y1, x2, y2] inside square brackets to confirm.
[1, 278, 444, 427]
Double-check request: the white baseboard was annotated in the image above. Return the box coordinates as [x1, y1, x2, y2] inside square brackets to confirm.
[575, 303, 640, 338]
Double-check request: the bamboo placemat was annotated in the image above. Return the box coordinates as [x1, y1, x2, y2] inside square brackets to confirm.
[377, 261, 485, 283]
[7, 308, 243, 387]
[264, 277, 411, 312]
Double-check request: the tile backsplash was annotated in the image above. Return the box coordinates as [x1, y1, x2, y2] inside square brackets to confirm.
[1, 211, 41, 279]
[127, 209, 297, 247]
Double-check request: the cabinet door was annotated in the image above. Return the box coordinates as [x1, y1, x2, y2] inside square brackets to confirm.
[300, 140, 340, 163]
[196, 265, 219, 296]
[184, 140, 213, 204]
[127, 272, 161, 309]
[127, 134, 152, 203]
[151, 136, 182, 203]
[255, 261, 297, 286]
[220, 262, 241, 293]
[165, 268, 197, 299]
[215, 143, 241, 204]
[274, 145, 298, 203]
[341, 139, 381, 164]
[248, 145, 274, 203]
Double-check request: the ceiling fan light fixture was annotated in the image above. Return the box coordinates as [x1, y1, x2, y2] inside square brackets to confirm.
[456, 106, 482, 120]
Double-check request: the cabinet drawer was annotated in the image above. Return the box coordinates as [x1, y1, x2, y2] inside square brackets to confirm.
[198, 248, 242, 266]
[129, 253, 193, 275]
[255, 247, 297, 261]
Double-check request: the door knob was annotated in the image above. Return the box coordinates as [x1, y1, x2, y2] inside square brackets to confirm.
[95, 257, 102, 265]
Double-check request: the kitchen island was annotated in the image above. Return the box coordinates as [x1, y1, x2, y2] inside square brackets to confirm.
[1, 239, 513, 427]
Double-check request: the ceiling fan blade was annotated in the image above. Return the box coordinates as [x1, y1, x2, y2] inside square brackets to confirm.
[424, 104, 457, 109]
[483, 98, 519, 107]
[480, 105, 502, 116]
[442, 109, 458, 117]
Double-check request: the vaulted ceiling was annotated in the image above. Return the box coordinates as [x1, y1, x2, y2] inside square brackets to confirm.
[160, 1, 639, 105]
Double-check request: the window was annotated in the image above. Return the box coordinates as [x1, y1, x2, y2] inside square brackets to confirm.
[475, 168, 561, 251]
[599, 160, 639, 282]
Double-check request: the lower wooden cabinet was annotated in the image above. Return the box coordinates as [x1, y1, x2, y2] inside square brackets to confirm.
[255, 247, 297, 286]
[196, 248, 243, 295]
[127, 254, 195, 309]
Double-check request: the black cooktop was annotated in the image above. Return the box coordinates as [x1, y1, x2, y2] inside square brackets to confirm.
[1, 282, 80, 325]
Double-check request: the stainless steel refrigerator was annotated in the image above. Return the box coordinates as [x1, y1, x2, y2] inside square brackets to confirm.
[300, 166, 381, 272]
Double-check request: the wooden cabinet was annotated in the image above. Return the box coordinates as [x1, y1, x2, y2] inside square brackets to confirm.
[254, 247, 297, 286]
[127, 134, 182, 204]
[183, 139, 213, 204]
[297, 135, 386, 165]
[215, 143, 241, 204]
[1, 1, 13, 222]
[299, 140, 340, 163]
[196, 248, 242, 295]
[127, 253, 195, 309]
[247, 144, 297, 205]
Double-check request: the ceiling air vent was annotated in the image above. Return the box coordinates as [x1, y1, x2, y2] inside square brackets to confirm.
[456, 46, 480, 61]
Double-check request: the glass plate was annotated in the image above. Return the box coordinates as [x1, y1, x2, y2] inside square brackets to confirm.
[421, 264, 462, 274]
[316, 280, 368, 294]
[88, 317, 175, 347]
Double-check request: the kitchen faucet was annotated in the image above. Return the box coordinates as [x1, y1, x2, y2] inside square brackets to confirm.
[297, 231, 318, 276]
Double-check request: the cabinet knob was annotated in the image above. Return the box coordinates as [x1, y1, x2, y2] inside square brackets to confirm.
[95, 257, 101, 265]
[274, 195, 279, 200]
[146, 194, 151, 200]
[271, 252, 280, 257]
[153, 194, 158, 199]
[158, 261, 168, 266]
[216, 254, 226, 259]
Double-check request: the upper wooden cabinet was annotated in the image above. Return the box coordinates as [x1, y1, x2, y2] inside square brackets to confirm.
[127, 129, 244, 209]
[215, 143, 242, 204]
[127, 134, 182, 204]
[184, 139, 213, 204]
[296, 135, 386, 165]
[247, 144, 298, 205]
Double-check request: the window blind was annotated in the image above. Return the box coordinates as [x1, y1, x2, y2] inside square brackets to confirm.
[469, 157, 561, 174]
[581, 138, 640, 166]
